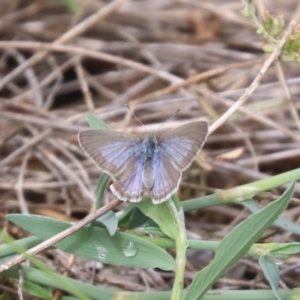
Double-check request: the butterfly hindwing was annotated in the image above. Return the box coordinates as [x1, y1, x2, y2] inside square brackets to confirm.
[151, 151, 181, 204]
[110, 155, 146, 202]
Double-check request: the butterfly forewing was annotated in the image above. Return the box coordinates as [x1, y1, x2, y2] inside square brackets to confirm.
[157, 121, 208, 171]
[78, 129, 143, 177]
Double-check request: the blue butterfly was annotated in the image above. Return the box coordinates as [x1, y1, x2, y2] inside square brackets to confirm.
[79, 121, 208, 204]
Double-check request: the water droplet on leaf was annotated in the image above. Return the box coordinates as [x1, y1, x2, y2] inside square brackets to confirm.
[97, 246, 108, 261]
[122, 241, 138, 257]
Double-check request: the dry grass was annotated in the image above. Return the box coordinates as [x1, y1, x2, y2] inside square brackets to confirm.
[0, 0, 300, 296]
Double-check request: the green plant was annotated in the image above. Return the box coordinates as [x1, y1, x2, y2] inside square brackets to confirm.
[241, 0, 300, 63]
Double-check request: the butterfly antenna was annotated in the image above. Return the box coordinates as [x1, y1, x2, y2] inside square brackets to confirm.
[155, 108, 182, 133]
[125, 104, 149, 133]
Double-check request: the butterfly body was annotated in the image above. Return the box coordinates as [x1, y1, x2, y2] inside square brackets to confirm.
[141, 136, 156, 189]
[79, 121, 208, 204]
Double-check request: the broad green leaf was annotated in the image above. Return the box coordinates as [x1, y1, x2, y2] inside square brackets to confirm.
[136, 198, 178, 239]
[183, 181, 294, 300]
[86, 113, 110, 129]
[259, 256, 281, 300]
[7, 214, 174, 270]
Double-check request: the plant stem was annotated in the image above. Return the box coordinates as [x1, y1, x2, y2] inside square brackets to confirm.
[168, 198, 187, 300]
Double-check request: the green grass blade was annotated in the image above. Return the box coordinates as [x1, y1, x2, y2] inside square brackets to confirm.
[86, 113, 110, 129]
[183, 181, 294, 300]
[95, 173, 110, 209]
[243, 200, 300, 235]
[3, 266, 113, 300]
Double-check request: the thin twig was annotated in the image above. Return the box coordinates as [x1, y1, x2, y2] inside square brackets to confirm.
[43, 55, 64, 110]
[0, 41, 182, 84]
[208, 20, 296, 135]
[47, 138, 92, 190]
[75, 56, 95, 112]
[0, 0, 129, 90]
[196, 87, 300, 142]
[15, 152, 31, 214]
[0, 129, 51, 169]
[38, 147, 94, 203]
[130, 59, 262, 105]
[18, 266, 24, 300]
[7, 48, 43, 107]
[275, 61, 300, 131]
[0, 111, 86, 132]
[0, 199, 122, 273]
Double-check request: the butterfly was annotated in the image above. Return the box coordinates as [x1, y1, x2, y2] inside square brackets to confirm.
[78, 121, 208, 204]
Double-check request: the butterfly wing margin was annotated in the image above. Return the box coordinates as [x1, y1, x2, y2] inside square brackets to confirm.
[78, 129, 143, 177]
[157, 121, 208, 171]
[151, 152, 181, 204]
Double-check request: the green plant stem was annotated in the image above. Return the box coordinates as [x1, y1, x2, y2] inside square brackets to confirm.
[119, 288, 298, 300]
[182, 167, 300, 212]
[168, 198, 187, 300]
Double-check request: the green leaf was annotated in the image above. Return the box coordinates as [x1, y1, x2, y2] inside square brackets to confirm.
[93, 174, 118, 236]
[94, 211, 118, 236]
[128, 207, 150, 229]
[0, 236, 43, 257]
[95, 173, 110, 209]
[54, 0, 80, 13]
[136, 198, 178, 239]
[86, 113, 110, 129]
[259, 256, 281, 300]
[13, 280, 52, 299]
[183, 181, 294, 300]
[243, 199, 300, 235]
[7, 214, 174, 271]
[4, 266, 114, 300]
[271, 243, 300, 256]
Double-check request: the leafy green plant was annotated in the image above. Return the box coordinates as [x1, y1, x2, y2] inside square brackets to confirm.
[1, 114, 300, 300]
[241, 0, 300, 63]
[54, 0, 80, 13]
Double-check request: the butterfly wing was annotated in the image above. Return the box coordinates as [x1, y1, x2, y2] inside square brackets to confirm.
[157, 121, 208, 171]
[78, 129, 143, 177]
[79, 129, 146, 202]
[150, 152, 181, 204]
[150, 121, 208, 203]
[110, 155, 146, 202]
